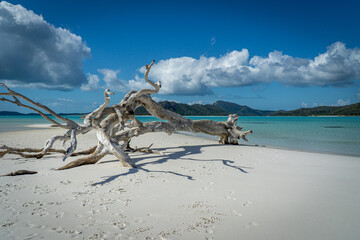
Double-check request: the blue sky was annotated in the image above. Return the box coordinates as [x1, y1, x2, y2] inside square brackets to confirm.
[1, 0, 360, 113]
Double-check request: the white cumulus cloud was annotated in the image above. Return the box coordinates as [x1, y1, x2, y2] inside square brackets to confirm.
[336, 99, 351, 106]
[81, 69, 128, 92]
[81, 73, 100, 91]
[301, 102, 308, 108]
[130, 49, 251, 95]
[98, 69, 128, 92]
[0, 1, 90, 90]
[128, 42, 360, 95]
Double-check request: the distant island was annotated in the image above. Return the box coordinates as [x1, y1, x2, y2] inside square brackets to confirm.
[1, 101, 359, 116]
[135, 101, 360, 116]
[0, 111, 87, 116]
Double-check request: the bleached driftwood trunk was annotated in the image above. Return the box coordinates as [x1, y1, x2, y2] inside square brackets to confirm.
[0, 60, 252, 170]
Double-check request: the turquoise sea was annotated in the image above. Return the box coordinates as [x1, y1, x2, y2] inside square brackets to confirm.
[0, 115, 359, 156]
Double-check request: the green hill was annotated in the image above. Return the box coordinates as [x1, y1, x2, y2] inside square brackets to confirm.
[273, 102, 360, 116]
[0, 111, 25, 116]
[213, 101, 273, 116]
[135, 100, 270, 116]
[135, 101, 228, 116]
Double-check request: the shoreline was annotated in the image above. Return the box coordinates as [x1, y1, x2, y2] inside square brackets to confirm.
[1, 115, 360, 157]
[1, 129, 360, 239]
[1, 125, 360, 158]
[176, 131, 360, 158]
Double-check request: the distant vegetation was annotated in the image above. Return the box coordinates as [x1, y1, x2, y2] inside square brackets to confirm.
[0, 111, 85, 116]
[213, 101, 274, 116]
[135, 101, 360, 116]
[1, 101, 359, 116]
[135, 101, 228, 116]
[273, 102, 360, 116]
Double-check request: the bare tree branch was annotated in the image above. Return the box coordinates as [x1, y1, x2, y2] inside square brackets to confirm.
[1, 60, 252, 171]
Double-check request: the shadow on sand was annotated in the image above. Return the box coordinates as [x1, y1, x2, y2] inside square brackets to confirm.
[92, 143, 254, 186]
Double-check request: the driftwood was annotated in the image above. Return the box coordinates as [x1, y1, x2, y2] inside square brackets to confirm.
[0, 60, 252, 170]
[2, 170, 38, 176]
[0, 145, 97, 159]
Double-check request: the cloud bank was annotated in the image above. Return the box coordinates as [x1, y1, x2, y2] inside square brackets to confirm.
[0, 1, 90, 90]
[123, 42, 360, 95]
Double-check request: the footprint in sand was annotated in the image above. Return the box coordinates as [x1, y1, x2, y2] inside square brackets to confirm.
[60, 180, 71, 185]
[123, 199, 132, 206]
[52, 226, 65, 233]
[64, 229, 83, 237]
[28, 202, 50, 217]
[201, 186, 214, 192]
[2, 221, 15, 228]
[31, 210, 50, 217]
[112, 212, 126, 219]
[24, 233, 38, 239]
[113, 221, 127, 230]
[244, 221, 258, 228]
[108, 188, 126, 194]
[225, 195, 236, 201]
[243, 201, 253, 207]
[52, 227, 83, 237]
[22, 200, 39, 207]
[231, 210, 242, 217]
[55, 211, 65, 218]
[88, 209, 100, 214]
[134, 217, 144, 224]
[33, 186, 56, 195]
[26, 222, 37, 228]
[206, 229, 214, 234]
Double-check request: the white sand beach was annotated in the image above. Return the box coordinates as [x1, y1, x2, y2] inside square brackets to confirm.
[1, 128, 360, 240]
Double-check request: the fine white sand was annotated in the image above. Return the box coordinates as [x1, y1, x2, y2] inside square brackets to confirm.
[1, 128, 360, 240]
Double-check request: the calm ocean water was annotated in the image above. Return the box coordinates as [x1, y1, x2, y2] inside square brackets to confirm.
[0, 115, 359, 156]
